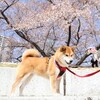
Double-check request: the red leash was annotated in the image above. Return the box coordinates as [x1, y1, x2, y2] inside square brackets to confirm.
[55, 61, 100, 78]
[66, 67, 100, 78]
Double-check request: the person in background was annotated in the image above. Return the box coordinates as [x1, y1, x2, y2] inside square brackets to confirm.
[87, 47, 100, 67]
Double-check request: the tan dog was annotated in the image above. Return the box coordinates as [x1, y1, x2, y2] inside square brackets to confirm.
[10, 46, 75, 96]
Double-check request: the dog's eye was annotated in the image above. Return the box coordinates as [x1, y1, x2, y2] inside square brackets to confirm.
[65, 54, 68, 57]
[71, 55, 73, 57]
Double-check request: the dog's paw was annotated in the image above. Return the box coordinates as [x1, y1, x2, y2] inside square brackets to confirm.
[9, 93, 16, 97]
[52, 93, 62, 96]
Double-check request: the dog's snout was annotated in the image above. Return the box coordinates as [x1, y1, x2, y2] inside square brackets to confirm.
[70, 60, 73, 63]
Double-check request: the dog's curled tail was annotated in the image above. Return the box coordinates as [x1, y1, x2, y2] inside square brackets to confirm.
[22, 49, 41, 61]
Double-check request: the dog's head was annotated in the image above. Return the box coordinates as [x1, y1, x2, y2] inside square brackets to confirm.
[55, 46, 76, 67]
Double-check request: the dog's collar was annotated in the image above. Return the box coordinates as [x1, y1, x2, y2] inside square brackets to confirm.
[55, 60, 67, 78]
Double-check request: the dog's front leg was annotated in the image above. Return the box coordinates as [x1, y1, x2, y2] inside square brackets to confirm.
[49, 75, 57, 93]
[56, 78, 61, 93]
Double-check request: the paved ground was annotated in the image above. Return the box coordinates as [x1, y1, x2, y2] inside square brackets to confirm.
[1, 66, 100, 100]
[1, 67, 100, 96]
[0, 96, 100, 100]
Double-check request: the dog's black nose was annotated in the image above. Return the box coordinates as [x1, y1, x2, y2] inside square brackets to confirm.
[70, 60, 73, 63]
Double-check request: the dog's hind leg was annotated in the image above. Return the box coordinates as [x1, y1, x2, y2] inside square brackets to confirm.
[19, 73, 33, 96]
[10, 73, 26, 96]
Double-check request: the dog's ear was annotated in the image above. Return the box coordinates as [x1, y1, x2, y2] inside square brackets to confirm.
[71, 46, 76, 52]
[60, 46, 66, 52]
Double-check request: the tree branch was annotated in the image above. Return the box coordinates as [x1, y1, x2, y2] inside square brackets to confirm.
[67, 25, 71, 46]
[64, 16, 76, 46]
[0, 11, 11, 25]
[43, 28, 51, 51]
[3, 0, 19, 12]
[75, 19, 81, 45]
[47, 0, 55, 5]
[15, 30, 47, 57]
[0, 0, 18, 27]
[50, 26, 56, 52]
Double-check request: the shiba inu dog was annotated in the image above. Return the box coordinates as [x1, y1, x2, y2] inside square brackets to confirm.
[10, 46, 75, 96]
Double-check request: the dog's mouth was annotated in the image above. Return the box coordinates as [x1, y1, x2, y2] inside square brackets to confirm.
[65, 60, 71, 64]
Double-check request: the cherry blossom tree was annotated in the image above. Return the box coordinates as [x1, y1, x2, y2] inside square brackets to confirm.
[0, 0, 100, 64]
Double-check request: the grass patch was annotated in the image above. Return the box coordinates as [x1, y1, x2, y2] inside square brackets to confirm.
[0, 62, 18, 67]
